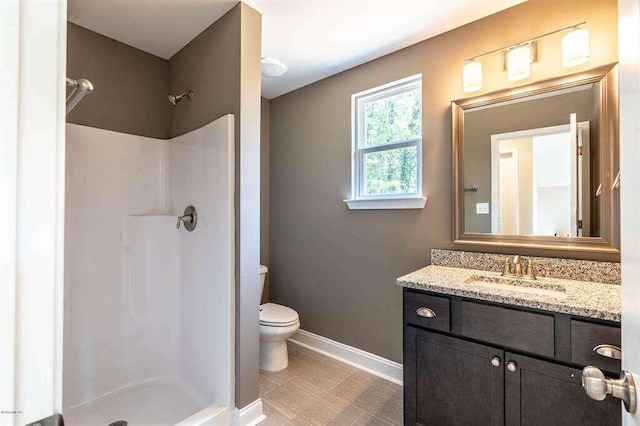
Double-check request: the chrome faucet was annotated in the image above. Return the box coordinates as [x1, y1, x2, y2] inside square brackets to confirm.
[499, 255, 536, 279]
[512, 255, 523, 278]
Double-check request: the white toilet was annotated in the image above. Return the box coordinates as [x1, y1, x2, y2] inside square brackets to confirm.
[259, 264, 300, 372]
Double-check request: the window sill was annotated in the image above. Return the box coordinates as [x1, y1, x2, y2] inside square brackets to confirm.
[343, 196, 427, 210]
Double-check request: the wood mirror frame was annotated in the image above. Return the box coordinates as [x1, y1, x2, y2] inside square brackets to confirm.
[452, 63, 619, 254]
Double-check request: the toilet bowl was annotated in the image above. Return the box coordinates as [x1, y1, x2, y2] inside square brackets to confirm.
[259, 265, 300, 372]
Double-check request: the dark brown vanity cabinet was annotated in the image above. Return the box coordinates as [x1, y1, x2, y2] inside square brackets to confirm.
[405, 327, 504, 425]
[505, 352, 620, 426]
[403, 289, 622, 426]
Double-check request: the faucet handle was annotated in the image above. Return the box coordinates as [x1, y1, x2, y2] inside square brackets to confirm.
[526, 259, 547, 280]
[493, 256, 512, 276]
[491, 256, 514, 276]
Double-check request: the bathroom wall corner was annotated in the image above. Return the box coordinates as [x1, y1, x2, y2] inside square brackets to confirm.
[261, 97, 270, 304]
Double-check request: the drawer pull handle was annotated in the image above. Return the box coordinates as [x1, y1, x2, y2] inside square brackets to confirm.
[507, 361, 518, 372]
[416, 307, 436, 318]
[491, 356, 501, 367]
[594, 344, 622, 360]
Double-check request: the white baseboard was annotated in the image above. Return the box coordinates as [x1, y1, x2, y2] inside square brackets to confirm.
[288, 329, 403, 385]
[232, 398, 266, 426]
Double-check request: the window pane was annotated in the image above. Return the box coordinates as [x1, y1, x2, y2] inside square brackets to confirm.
[364, 146, 418, 196]
[364, 88, 421, 147]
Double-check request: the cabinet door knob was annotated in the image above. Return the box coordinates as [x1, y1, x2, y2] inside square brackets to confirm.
[416, 307, 436, 318]
[491, 356, 501, 367]
[507, 361, 518, 372]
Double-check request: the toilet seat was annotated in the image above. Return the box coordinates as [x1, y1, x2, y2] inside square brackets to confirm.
[260, 303, 299, 327]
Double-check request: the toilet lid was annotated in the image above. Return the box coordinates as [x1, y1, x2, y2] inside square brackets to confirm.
[260, 303, 299, 327]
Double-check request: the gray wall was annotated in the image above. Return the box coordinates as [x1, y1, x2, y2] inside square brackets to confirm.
[67, 23, 169, 139]
[67, 2, 262, 409]
[168, 7, 241, 138]
[261, 97, 270, 303]
[464, 88, 596, 234]
[268, 0, 618, 363]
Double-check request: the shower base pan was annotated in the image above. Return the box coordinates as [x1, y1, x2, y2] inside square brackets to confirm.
[64, 381, 229, 426]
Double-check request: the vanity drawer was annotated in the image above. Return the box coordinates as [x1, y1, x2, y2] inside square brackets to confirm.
[461, 301, 555, 357]
[403, 291, 450, 332]
[571, 320, 621, 373]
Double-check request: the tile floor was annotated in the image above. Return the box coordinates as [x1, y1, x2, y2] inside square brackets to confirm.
[260, 343, 403, 425]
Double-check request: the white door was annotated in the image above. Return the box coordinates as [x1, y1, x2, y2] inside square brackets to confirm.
[1, 1, 67, 425]
[577, 122, 591, 237]
[620, 0, 640, 424]
[569, 113, 579, 236]
[498, 149, 519, 234]
[531, 130, 574, 236]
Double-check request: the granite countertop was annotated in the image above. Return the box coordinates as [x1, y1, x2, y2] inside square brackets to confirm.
[397, 265, 621, 322]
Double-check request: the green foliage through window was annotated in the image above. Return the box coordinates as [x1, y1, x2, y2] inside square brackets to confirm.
[364, 146, 418, 195]
[357, 80, 422, 197]
[364, 89, 422, 147]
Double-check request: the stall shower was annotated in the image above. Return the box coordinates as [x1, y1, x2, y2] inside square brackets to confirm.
[62, 115, 235, 425]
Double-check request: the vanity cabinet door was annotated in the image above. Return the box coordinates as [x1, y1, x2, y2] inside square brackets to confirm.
[504, 352, 621, 426]
[406, 327, 504, 426]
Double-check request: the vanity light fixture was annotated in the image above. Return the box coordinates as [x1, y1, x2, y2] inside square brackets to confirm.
[562, 27, 590, 67]
[507, 44, 532, 81]
[461, 22, 589, 92]
[463, 60, 483, 92]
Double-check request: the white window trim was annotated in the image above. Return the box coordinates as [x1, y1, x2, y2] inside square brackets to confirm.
[345, 74, 426, 210]
[344, 196, 427, 210]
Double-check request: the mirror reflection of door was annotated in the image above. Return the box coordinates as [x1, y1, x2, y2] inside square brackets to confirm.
[498, 149, 519, 234]
[491, 117, 590, 237]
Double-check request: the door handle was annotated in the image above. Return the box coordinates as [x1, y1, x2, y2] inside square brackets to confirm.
[582, 366, 637, 413]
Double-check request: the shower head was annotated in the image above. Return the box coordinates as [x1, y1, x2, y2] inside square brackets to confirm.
[168, 90, 193, 106]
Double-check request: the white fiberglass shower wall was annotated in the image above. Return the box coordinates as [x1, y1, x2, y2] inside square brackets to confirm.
[63, 115, 234, 425]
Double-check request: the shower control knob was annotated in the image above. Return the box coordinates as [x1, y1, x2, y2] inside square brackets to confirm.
[176, 214, 193, 229]
[176, 205, 197, 232]
[176, 216, 186, 229]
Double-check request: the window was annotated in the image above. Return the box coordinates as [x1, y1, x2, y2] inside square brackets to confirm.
[346, 75, 426, 210]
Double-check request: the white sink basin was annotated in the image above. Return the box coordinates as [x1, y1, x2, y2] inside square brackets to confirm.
[464, 274, 568, 299]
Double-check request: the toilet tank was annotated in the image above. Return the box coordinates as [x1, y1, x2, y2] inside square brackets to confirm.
[259, 264, 268, 300]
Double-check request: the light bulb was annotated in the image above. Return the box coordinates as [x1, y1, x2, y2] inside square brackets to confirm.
[562, 28, 589, 67]
[507, 44, 531, 81]
[463, 61, 483, 92]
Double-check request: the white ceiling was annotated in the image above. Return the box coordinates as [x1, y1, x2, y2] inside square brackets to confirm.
[68, 0, 525, 99]
[68, 0, 238, 59]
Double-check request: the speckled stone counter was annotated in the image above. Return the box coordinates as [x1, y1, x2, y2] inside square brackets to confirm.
[397, 265, 621, 322]
[431, 249, 621, 284]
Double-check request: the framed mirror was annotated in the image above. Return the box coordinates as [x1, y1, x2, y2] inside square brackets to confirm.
[452, 64, 619, 254]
